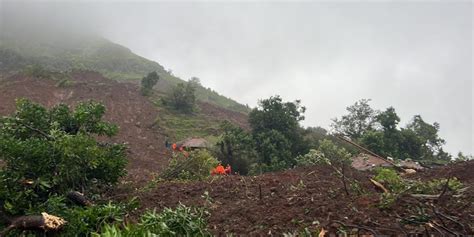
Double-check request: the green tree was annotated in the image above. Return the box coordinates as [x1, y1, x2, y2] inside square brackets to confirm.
[248, 96, 307, 171]
[168, 82, 196, 113]
[377, 107, 400, 131]
[215, 121, 256, 174]
[0, 99, 127, 215]
[398, 128, 424, 160]
[376, 107, 402, 158]
[140, 71, 160, 96]
[406, 115, 446, 160]
[253, 130, 293, 172]
[331, 99, 379, 139]
[359, 130, 386, 156]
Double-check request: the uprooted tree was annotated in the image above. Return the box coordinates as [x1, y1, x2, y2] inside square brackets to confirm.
[0, 99, 127, 216]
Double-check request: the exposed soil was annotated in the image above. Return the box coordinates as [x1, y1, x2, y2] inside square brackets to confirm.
[112, 161, 474, 236]
[0, 72, 242, 184]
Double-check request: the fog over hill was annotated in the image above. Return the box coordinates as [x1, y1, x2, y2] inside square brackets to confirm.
[1, 1, 472, 155]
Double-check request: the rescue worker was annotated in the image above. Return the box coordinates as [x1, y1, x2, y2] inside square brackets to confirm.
[211, 164, 225, 175]
[224, 164, 232, 175]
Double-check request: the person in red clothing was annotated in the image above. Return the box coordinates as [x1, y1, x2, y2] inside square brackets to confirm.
[224, 164, 232, 175]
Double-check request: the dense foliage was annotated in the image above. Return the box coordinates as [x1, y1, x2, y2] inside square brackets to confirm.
[249, 96, 308, 172]
[166, 82, 197, 113]
[0, 99, 127, 215]
[160, 150, 219, 181]
[331, 99, 379, 139]
[94, 203, 211, 237]
[140, 71, 160, 96]
[331, 99, 452, 163]
[215, 121, 257, 175]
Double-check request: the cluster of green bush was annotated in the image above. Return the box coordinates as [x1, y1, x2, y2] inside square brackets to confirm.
[160, 150, 219, 181]
[373, 168, 463, 209]
[0, 99, 127, 216]
[0, 99, 213, 236]
[94, 203, 211, 237]
[332, 99, 453, 163]
[0, 99, 129, 235]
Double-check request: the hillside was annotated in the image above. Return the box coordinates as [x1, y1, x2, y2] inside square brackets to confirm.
[0, 32, 249, 113]
[0, 71, 248, 182]
[1, 72, 472, 235]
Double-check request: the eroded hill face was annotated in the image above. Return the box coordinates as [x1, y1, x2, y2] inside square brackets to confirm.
[0, 71, 248, 183]
[0, 35, 249, 113]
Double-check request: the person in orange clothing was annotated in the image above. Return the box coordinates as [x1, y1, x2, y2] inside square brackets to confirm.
[172, 143, 177, 150]
[211, 164, 225, 175]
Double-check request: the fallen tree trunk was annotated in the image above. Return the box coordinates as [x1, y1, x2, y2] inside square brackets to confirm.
[0, 212, 66, 237]
[67, 191, 91, 206]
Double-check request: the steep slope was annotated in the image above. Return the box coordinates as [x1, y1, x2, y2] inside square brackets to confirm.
[0, 33, 248, 113]
[0, 71, 248, 183]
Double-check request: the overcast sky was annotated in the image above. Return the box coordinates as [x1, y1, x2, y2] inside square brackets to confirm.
[2, 1, 473, 155]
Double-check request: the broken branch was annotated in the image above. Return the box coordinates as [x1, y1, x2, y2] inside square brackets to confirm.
[370, 178, 389, 193]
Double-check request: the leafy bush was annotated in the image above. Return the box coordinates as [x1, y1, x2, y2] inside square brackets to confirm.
[252, 129, 293, 173]
[0, 99, 127, 215]
[160, 150, 218, 181]
[373, 168, 405, 193]
[94, 203, 211, 237]
[295, 149, 327, 167]
[411, 177, 463, 195]
[249, 157, 290, 175]
[3, 197, 138, 237]
[317, 139, 351, 167]
[374, 169, 464, 209]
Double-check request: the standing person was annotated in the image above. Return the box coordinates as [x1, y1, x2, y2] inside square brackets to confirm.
[224, 164, 232, 175]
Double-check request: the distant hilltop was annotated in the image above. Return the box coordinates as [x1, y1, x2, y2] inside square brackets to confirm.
[0, 32, 249, 114]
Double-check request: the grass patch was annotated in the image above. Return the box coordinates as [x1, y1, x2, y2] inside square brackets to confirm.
[154, 103, 222, 142]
